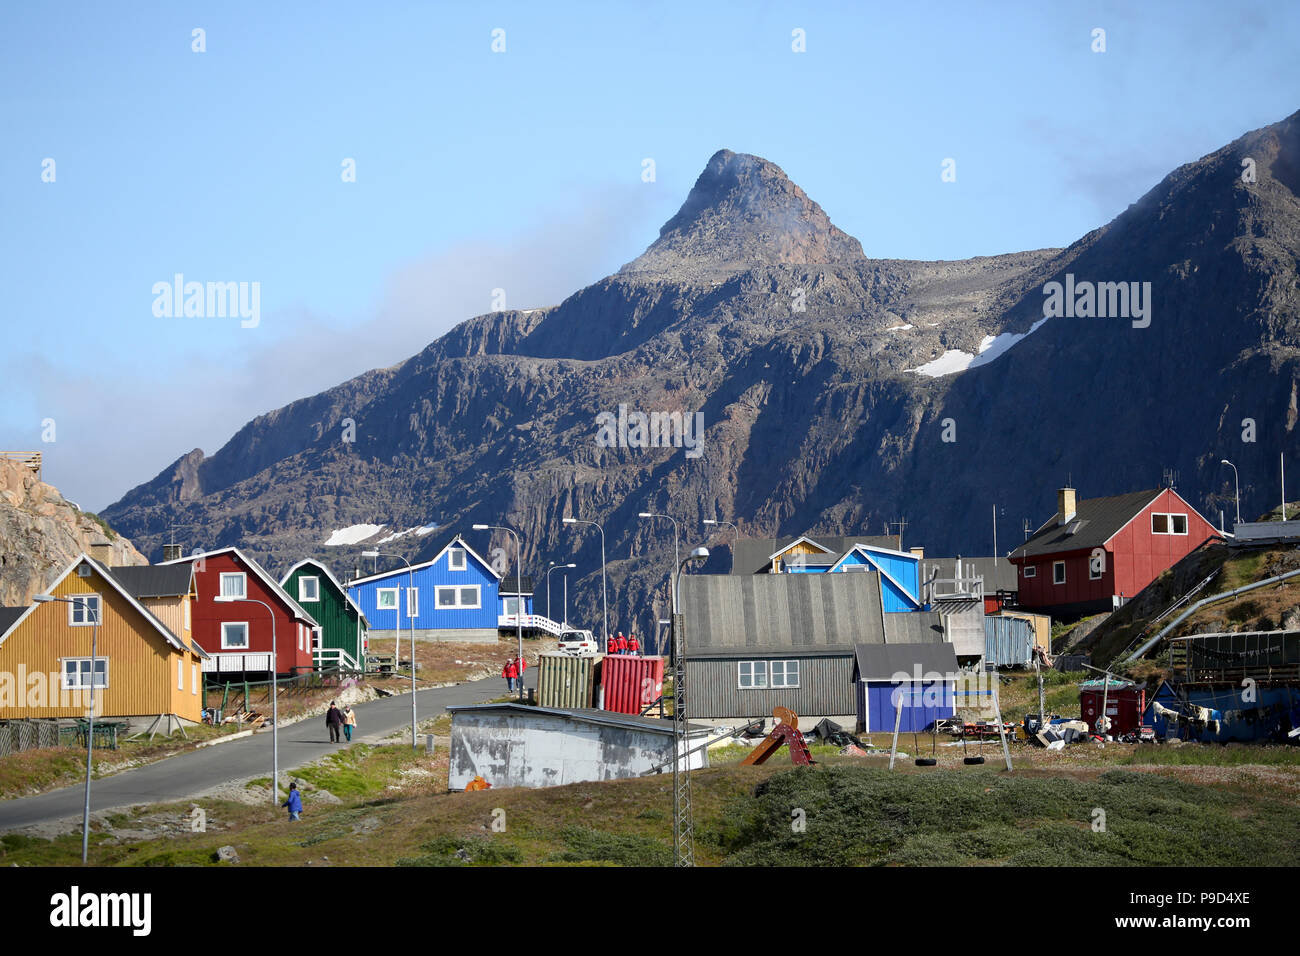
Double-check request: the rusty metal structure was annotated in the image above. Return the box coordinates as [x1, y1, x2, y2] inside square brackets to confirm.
[739, 707, 815, 766]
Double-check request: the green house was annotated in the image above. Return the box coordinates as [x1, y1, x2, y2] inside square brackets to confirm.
[281, 559, 369, 672]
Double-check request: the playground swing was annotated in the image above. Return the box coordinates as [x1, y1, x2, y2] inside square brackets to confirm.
[914, 726, 937, 767]
[890, 672, 1014, 771]
[962, 725, 985, 765]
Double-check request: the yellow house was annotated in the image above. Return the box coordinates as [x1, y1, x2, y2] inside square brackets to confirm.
[0, 555, 207, 728]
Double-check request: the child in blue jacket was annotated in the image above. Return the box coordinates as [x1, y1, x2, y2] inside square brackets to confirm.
[282, 782, 303, 821]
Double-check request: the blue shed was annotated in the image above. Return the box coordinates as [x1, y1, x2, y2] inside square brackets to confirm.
[853, 642, 958, 733]
[786, 544, 923, 613]
[347, 534, 507, 643]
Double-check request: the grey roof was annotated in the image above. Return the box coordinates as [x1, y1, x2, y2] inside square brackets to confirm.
[446, 702, 711, 736]
[0, 607, 26, 635]
[109, 564, 194, 599]
[853, 642, 960, 682]
[730, 534, 902, 575]
[1010, 489, 1163, 560]
[500, 575, 535, 595]
[919, 556, 1018, 592]
[883, 611, 947, 644]
[680, 571, 887, 658]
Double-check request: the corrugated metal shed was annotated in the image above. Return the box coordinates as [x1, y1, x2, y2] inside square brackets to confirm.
[984, 615, 1036, 668]
[683, 654, 855, 719]
[537, 653, 601, 709]
[883, 611, 945, 644]
[602, 655, 664, 715]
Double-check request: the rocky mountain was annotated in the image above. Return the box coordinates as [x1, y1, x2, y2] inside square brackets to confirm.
[0, 457, 146, 607]
[102, 112, 1300, 639]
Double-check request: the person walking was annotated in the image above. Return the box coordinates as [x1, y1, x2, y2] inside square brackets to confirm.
[627, 633, 639, 655]
[343, 705, 357, 742]
[614, 632, 627, 655]
[282, 782, 303, 821]
[515, 655, 527, 691]
[502, 657, 518, 692]
[325, 701, 344, 743]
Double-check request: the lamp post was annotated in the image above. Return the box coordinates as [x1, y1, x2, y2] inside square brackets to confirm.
[545, 562, 575, 622]
[361, 550, 418, 749]
[34, 591, 101, 864]
[1221, 459, 1241, 526]
[669, 546, 709, 868]
[563, 517, 608, 652]
[639, 512, 680, 574]
[212, 595, 280, 804]
[703, 518, 738, 571]
[474, 524, 525, 701]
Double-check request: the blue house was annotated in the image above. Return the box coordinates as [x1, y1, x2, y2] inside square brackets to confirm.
[346, 535, 532, 644]
[853, 642, 958, 733]
[785, 542, 923, 613]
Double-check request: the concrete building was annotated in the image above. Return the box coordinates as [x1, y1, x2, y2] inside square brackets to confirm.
[446, 703, 711, 789]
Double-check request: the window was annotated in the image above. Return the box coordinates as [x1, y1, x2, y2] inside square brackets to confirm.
[1053, 562, 1066, 585]
[184, 597, 191, 631]
[435, 585, 481, 609]
[221, 622, 249, 649]
[219, 572, 247, 600]
[1022, 565, 1036, 579]
[738, 661, 769, 689]
[297, 623, 303, 651]
[178, 658, 184, 690]
[377, 588, 398, 610]
[67, 595, 101, 626]
[298, 576, 320, 602]
[1089, 555, 1104, 580]
[62, 658, 108, 690]
[406, 587, 419, 617]
[1151, 513, 1189, 535]
[771, 659, 800, 688]
[192, 664, 198, 695]
[448, 548, 466, 571]
[503, 596, 521, 616]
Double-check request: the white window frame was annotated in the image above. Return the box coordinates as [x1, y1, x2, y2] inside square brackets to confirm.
[406, 587, 419, 618]
[435, 585, 481, 610]
[1169, 513, 1188, 535]
[771, 659, 800, 688]
[221, 621, 249, 650]
[1022, 565, 1036, 579]
[192, 663, 198, 695]
[184, 597, 191, 631]
[178, 658, 184, 690]
[1053, 561, 1066, 585]
[448, 548, 467, 571]
[61, 657, 108, 690]
[377, 587, 399, 611]
[1089, 556, 1104, 580]
[219, 572, 247, 600]
[503, 595, 522, 617]
[67, 595, 101, 627]
[298, 576, 320, 602]
[738, 660, 769, 689]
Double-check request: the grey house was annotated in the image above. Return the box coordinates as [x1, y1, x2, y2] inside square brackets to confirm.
[678, 571, 945, 726]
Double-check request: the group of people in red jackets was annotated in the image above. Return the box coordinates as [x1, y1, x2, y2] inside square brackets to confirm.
[500, 655, 528, 692]
[607, 632, 640, 655]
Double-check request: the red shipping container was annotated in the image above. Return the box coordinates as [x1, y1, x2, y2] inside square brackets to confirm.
[601, 655, 666, 715]
[1079, 680, 1146, 736]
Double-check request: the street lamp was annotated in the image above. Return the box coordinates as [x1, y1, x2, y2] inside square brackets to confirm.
[474, 523, 525, 701]
[563, 517, 609, 652]
[703, 518, 738, 571]
[212, 595, 280, 805]
[669, 546, 708, 869]
[545, 562, 575, 622]
[361, 550, 418, 749]
[34, 591, 100, 864]
[1221, 459, 1242, 526]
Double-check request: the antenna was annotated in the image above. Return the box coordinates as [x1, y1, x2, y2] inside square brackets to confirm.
[889, 517, 908, 550]
[1023, 519, 1032, 540]
[1162, 467, 1179, 490]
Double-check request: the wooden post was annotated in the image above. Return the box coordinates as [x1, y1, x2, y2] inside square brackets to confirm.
[888, 687, 904, 770]
[991, 668, 1013, 771]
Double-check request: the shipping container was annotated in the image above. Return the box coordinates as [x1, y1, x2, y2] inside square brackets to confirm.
[602, 655, 665, 714]
[983, 615, 1036, 668]
[998, 610, 1051, 652]
[537, 652, 602, 709]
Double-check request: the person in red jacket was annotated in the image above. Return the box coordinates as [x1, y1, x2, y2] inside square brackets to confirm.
[627, 633, 639, 655]
[502, 657, 518, 692]
[614, 632, 627, 654]
[516, 655, 527, 687]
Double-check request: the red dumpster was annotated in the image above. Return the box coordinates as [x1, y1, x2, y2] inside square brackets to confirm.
[1079, 679, 1146, 736]
[601, 655, 665, 715]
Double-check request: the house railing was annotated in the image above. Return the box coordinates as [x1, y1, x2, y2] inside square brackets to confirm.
[0, 451, 41, 479]
[315, 646, 363, 673]
[498, 613, 566, 635]
[200, 652, 274, 674]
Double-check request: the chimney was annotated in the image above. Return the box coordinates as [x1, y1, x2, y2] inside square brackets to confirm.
[1058, 487, 1077, 526]
[163, 543, 184, 562]
[909, 547, 925, 559]
[89, 539, 114, 564]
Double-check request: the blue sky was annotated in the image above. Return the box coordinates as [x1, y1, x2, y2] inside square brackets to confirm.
[2, 0, 1297, 510]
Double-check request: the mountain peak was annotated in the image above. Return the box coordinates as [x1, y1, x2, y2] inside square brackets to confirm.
[622, 149, 864, 274]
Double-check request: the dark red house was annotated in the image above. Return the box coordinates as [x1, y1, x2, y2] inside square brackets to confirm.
[162, 547, 318, 676]
[1009, 487, 1218, 618]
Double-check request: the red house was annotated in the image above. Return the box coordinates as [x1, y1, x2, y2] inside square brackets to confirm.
[1009, 487, 1218, 618]
[162, 547, 318, 676]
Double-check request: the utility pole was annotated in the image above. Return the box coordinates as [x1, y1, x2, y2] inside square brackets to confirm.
[992, 503, 997, 558]
[889, 517, 908, 551]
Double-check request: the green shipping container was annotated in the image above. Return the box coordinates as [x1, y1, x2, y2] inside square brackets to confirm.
[537, 653, 603, 709]
[281, 559, 369, 673]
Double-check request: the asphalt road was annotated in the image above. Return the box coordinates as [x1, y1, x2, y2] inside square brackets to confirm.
[0, 670, 533, 831]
